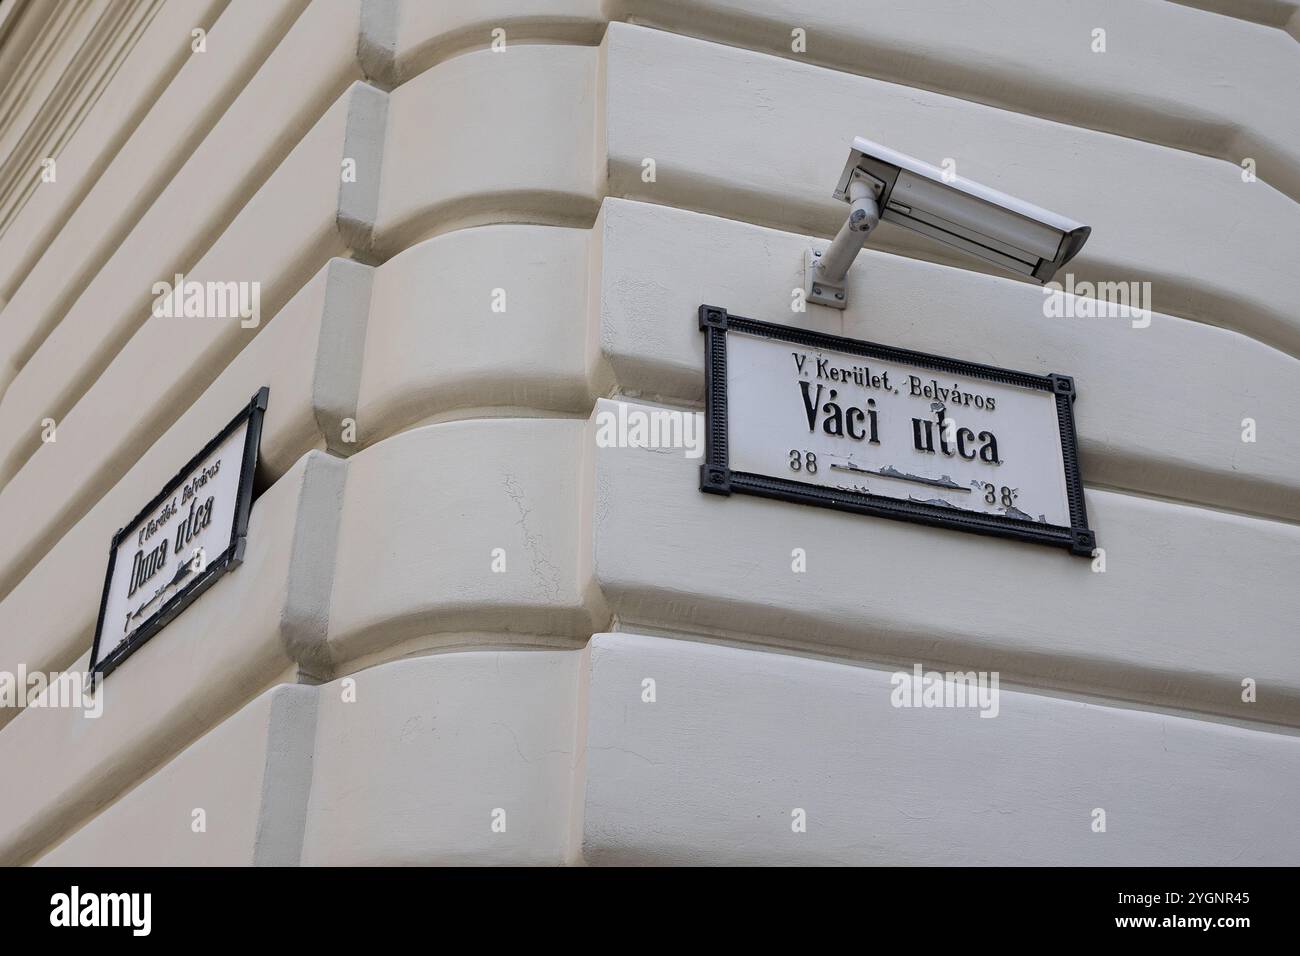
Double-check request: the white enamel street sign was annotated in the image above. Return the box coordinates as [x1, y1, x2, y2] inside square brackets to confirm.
[728, 330, 1069, 521]
[699, 307, 1094, 555]
[90, 389, 268, 676]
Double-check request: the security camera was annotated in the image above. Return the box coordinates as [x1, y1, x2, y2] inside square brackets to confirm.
[805, 136, 1091, 308]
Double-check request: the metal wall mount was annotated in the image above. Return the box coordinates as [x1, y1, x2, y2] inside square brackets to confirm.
[803, 170, 885, 310]
[804, 248, 846, 308]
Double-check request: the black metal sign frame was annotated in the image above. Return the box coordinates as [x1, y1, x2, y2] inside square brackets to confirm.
[89, 387, 269, 677]
[699, 305, 1095, 556]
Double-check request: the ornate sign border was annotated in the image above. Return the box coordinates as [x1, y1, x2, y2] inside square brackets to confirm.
[89, 387, 269, 677]
[699, 306, 1094, 556]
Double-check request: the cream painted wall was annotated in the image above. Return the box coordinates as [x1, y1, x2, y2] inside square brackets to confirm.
[2, 0, 1296, 865]
[0, 0, 231, 311]
[579, 632, 1300, 866]
[0, 0, 305, 397]
[0, 82, 386, 602]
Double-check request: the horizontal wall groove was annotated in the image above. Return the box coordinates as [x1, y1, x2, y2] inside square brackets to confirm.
[1085, 478, 1300, 530]
[372, 191, 602, 262]
[612, 174, 1300, 364]
[617, 15, 1300, 203]
[313, 396, 1300, 533]
[374, 192, 1300, 374]
[608, 620, 1300, 735]
[389, 8, 1300, 203]
[330, 632, 595, 685]
[350, 384, 1299, 534]
[1169, 0, 1300, 40]
[395, 22, 606, 84]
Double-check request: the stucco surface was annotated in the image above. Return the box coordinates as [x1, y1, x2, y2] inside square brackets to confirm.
[0, 260, 369, 726]
[303, 651, 581, 865]
[391, 1, 1300, 196]
[373, 42, 602, 254]
[0, 451, 342, 865]
[590, 397, 1300, 726]
[588, 200, 1300, 522]
[601, 25, 1300, 358]
[0, 0, 1294, 866]
[580, 632, 1300, 865]
[35, 684, 316, 867]
[0, 0, 384, 487]
[0, 83, 385, 603]
[356, 224, 591, 443]
[0, 0, 234, 313]
[327, 419, 600, 661]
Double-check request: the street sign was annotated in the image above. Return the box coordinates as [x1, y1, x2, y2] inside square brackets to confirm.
[89, 388, 268, 676]
[699, 306, 1094, 555]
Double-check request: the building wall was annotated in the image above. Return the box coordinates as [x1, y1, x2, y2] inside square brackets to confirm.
[0, 0, 1296, 865]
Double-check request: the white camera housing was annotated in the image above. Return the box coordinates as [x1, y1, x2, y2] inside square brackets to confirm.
[806, 137, 1091, 309]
